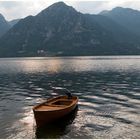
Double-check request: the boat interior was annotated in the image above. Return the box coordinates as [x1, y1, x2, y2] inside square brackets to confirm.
[49, 100, 73, 106]
[34, 99, 74, 111]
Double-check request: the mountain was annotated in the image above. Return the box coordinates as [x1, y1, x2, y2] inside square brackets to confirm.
[9, 19, 21, 27]
[0, 14, 19, 38]
[0, 2, 140, 57]
[0, 14, 10, 38]
[100, 7, 140, 36]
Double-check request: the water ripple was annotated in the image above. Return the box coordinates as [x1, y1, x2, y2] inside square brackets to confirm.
[0, 56, 140, 138]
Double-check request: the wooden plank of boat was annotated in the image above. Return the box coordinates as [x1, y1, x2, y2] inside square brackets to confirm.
[33, 95, 78, 127]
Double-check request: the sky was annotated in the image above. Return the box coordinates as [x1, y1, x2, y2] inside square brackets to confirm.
[0, 0, 140, 21]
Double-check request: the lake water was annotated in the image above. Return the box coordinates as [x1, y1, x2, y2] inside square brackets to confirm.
[0, 56, 140, 138]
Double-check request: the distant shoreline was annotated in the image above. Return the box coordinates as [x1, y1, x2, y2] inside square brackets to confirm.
[0, 55, 140, 59]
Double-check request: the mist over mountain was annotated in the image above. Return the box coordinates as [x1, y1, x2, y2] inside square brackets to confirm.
[0, 2, 140, 57]
[9, 19, 21, 27]
[0, 14, 20, 38]
[100, 7, 140, 36]
[0, 14, 10, 38]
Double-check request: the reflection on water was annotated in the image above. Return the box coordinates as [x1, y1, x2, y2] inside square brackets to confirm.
[0, 56, 140, 138]
[36, 106, 78, 139]
[0, 56, 140, 74]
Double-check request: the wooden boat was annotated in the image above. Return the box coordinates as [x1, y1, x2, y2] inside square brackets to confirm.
[33, 95, 78, 127]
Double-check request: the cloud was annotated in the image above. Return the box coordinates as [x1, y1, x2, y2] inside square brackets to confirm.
[0, 0, 140, 21]
[0, 0, 61, 20]
[70, 1, 140, 14]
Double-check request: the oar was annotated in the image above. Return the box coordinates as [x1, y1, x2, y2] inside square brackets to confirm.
[51, 87, 72, 99]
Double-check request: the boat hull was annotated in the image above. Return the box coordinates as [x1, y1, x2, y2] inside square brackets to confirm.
[33, 96, 78, 127]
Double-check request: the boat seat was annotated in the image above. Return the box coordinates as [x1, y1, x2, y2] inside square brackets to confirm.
[43, 103, 67, 107]
[44, 99, 73, 107]
[49, 104, 68, 107]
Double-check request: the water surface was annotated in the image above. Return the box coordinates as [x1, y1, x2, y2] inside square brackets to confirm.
[0, 56, 140, 138]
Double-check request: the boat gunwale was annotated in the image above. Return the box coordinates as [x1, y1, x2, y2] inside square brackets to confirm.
[33, 95, 78, 112]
